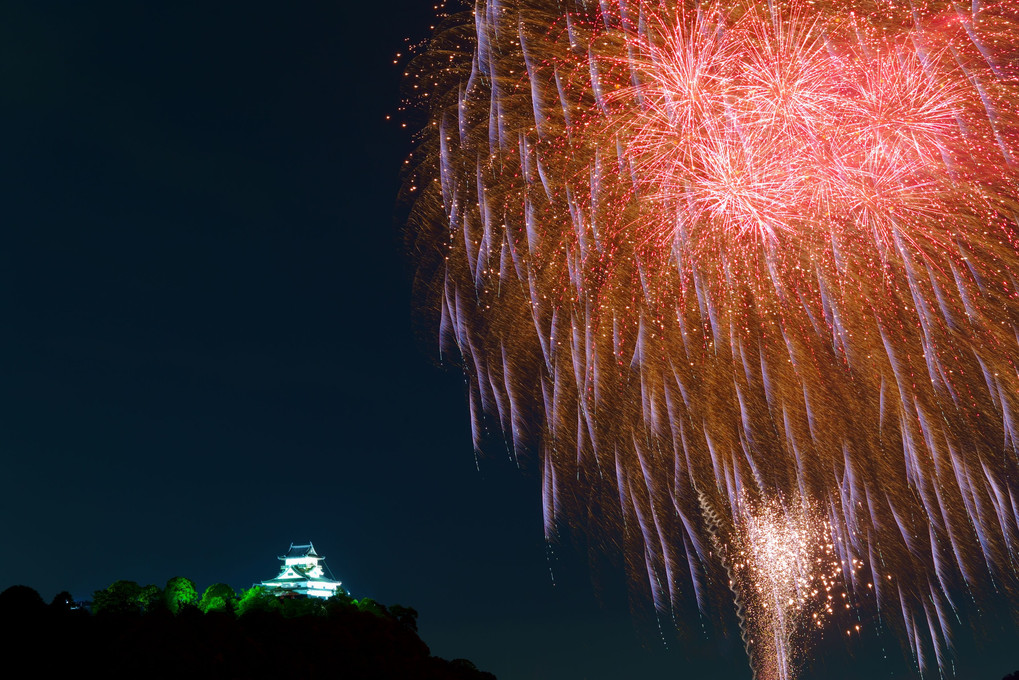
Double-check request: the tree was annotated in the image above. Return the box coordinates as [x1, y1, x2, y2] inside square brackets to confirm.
[324, 589, 355, 616]
[198, 583, 236, 614]
[92, 580, 143, 615]
[49, 591, 76, 614]
[388, 605, 419, 632]
[138, 584, 164, 613]
[355, 597, 388, 618]
[163, 576, 198, 614]
[280, 594, 324, 618]
[236, 586, 281, 616]
[0, 585, 45, 618]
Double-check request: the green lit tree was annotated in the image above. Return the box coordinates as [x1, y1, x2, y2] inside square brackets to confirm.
[138, 584, 164, 613]
[198, 583, 236, 614]
[92, 580, 143, 615]
[163, 576, 198, 614]
[236, 586, 281, 616]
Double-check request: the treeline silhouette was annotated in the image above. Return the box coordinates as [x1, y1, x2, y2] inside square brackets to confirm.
[0, 581, 495, 679]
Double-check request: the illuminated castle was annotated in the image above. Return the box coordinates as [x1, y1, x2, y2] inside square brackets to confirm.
[259, 542, 343, 599]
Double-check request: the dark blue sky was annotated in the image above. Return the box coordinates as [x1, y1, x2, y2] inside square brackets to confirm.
[0, 3, 1015, 679]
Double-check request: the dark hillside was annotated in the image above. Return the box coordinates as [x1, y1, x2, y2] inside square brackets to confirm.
[1, 584, 495, 680]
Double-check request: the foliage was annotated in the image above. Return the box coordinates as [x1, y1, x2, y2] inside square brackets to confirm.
[49, 591, 75, 613]
[163, 576, 197, 614]
[236, 586, 281, 616]
[198, 583, 236, 614]
[280, 594, 325, 618]
[354, 597, 388, 618]
[389, 604, 419, 632]
[137, 584, 164, 614]
[92, 580, 143, 616]
[323, 589, 355, 617]
[326, 588, 353, 606]
[0, 583, 498, 680]
[0, 578, 498, 679]
[0, 585, 46, 617]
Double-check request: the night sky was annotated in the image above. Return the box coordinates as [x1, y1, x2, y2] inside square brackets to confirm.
[0, 3, 1017, 679]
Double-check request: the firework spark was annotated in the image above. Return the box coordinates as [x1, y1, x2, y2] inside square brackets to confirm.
[717, 494, 857, 680]
[405, 0, 1019, 676]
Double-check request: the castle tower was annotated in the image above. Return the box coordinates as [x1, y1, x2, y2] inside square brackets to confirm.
[259, 541, 343, 599]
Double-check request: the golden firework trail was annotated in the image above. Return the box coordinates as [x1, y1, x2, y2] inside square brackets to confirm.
[405, 0, 1019, 676]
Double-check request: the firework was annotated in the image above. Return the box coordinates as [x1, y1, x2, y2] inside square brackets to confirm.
[405, 0, 1019, 676]
[715, 493, 857, 679]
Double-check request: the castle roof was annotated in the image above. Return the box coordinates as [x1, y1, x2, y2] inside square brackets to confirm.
[280, 542, 320, 560]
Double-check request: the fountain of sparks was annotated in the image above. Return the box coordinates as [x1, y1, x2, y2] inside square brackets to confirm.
[724, 496, 861, 680]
